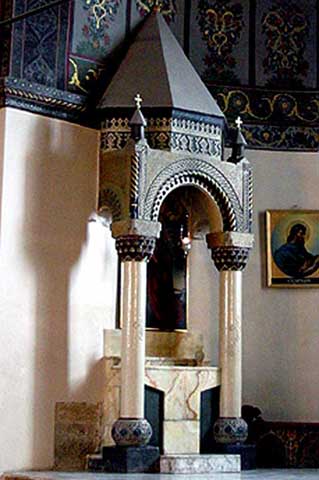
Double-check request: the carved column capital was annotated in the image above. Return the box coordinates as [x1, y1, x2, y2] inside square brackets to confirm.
[115, 235, 157, 261]
[210, 246, 250, 271]
[207, 232, 254, 271]
[112, 219, 161, 262]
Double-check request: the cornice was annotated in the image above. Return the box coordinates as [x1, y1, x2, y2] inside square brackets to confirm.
[0, 76, 97, 126]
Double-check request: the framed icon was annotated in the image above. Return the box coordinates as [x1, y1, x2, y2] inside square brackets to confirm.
[266, 210, 319, 287]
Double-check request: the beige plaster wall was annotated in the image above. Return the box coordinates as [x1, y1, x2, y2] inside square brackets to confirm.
[188, 238, 219, 364]
[182, 149, 319, 423]
[243, 149, 319, 422]
[0, 108, 117, 471]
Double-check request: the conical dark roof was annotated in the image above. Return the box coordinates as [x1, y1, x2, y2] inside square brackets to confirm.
[98, 12, 224, 120]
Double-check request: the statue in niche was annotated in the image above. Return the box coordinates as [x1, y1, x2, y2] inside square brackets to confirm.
[147, 190, 188, 330]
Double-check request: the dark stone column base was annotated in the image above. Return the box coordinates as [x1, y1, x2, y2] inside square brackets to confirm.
[213, 417, 248, 444]
[111, 417, 152, 446]
[215, 443, 256, 470]
[87, 445, 160, 473]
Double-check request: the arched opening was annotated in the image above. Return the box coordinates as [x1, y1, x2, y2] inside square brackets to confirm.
[147, 185, 223, 332]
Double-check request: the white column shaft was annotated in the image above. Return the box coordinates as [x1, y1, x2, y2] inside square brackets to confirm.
[219, 270, 242, 418]
[120, 260, 147, 418]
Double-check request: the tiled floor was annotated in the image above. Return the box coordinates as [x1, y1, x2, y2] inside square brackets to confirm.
[2, 471, 319, 480]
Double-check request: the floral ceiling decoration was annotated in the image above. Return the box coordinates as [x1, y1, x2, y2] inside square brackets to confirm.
[136, 0, 176, 20]
[197, 0, 244, 84]
[1, 0, 318, 150]
[262, 1, 310, 89]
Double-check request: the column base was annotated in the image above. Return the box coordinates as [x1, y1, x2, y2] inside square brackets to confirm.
[213, 417, 248, 444]
[112, 417, 152, 446]
[87, 446, 160, 473]
[214, 444, 256, 470]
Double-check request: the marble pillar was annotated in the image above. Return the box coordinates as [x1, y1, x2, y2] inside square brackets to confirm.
[219, 270, 242, 419]
[111, 219, 161, 446]
[120, 260, 147, 419]
[207, 231, 254, 444]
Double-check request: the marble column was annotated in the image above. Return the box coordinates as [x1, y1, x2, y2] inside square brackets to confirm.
[111, 219, 161, 446]
[207, 231, 254, 444]
[120, 260, 147, 419]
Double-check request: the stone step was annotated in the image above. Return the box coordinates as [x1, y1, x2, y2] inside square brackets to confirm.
[160, 453, 240, 474]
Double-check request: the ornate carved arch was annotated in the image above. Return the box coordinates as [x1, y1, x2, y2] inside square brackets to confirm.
[143, 159, 244, 231]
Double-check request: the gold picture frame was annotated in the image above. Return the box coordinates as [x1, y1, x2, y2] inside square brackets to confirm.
[266, 210, 319, 287]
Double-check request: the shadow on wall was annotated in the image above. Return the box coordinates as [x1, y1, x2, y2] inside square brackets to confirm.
[258, 211, 267, 288]
[22, 116, 98, 467]
[0, 110, 6, 241]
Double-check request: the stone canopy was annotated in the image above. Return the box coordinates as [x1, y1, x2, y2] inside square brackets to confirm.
[98, 11, 224, 120]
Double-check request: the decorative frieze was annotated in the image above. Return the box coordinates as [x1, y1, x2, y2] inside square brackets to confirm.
[100, 114, 222, 156]
[0, 77, 88, 123]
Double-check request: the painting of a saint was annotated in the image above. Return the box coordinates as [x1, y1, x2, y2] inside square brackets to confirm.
[266, 210, 319, 287]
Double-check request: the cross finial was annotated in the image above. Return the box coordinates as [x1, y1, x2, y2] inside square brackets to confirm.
[153, 0, 162, 12]
[235, 116, 243, 130]
[134, 93, 143, 109]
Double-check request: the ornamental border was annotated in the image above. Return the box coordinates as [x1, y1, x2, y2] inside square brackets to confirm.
[0, 77, 318, 151]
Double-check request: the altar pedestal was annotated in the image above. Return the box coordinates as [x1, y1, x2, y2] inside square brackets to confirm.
[102, 355, 220, 455]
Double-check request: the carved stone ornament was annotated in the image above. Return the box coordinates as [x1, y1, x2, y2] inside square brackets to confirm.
[143, 158, 242, 231]
[210, 246, 251, 271]
[207, 231, 254, 271]
[115, 235, 157, 261]
[100, 115, 222, 157]
[213, 417, 248, 444]
[111, 418, 152, 446]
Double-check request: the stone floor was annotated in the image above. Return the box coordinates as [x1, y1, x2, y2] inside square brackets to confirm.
[2, 471, 319, 480]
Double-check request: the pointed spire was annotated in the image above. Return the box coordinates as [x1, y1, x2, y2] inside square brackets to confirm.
[98, 12, 224, 120]
[228, 116, 247, 163]
[129, 93, 147, 141]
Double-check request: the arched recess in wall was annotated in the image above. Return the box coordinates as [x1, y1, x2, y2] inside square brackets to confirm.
[146, 184, 223, 331]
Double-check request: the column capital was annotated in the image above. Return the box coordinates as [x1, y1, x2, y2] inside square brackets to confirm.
[112, 219, 161, 261]
[206, 232, 254, 271]
[115, 235, 157, 261]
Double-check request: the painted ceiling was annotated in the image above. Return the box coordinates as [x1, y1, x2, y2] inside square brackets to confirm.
[0, 0, 318, 150]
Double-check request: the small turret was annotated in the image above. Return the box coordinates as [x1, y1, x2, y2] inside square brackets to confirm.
[129, 93, 147, 142]
[228, 116, 247, 163]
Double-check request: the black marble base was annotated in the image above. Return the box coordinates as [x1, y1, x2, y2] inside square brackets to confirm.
[87, 446, 160, 473]
[214, 444, 256, 470]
